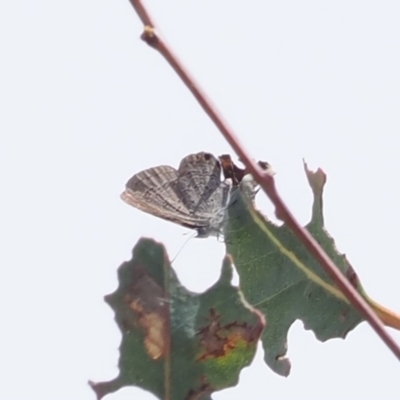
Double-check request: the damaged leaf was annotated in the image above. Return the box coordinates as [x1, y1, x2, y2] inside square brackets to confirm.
[90, 238, 265, 400]
[223, 159, 398, 376]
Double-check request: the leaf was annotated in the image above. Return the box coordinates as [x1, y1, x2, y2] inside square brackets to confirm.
[90, 238, 265, 400]
[224, 161, 366, 376]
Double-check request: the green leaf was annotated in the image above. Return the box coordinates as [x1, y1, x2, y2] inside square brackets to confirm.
[90, 238, 265, 400]
[224, 162, 363, 376]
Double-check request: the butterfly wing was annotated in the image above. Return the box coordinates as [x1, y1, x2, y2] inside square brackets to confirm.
[121, 165, 211, 229]
[177, 152, 232, 236]
[177, 152, 231, 215]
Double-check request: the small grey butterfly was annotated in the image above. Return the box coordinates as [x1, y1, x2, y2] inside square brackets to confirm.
[121, 152, 232, 238]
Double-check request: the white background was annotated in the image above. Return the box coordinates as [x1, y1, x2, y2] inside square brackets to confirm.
[1, 1, 400, 399]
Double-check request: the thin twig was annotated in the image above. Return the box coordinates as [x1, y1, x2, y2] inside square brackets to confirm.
[127, 0, 400, 361]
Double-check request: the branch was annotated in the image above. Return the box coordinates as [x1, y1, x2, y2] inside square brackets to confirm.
[127, 0, 400, 361]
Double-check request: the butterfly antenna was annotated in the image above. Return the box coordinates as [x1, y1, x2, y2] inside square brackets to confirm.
[171, 231, 197, 264]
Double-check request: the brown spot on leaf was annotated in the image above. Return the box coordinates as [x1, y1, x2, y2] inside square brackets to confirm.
[345, 261, 359, 289]
[123, 264, 169, 360]
[196, 308, 262, 361]
[185, 383, 212, 400]
[129, 299, 166, 360]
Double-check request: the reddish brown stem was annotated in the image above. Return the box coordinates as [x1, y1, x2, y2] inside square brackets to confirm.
[127, 0, 400, 361]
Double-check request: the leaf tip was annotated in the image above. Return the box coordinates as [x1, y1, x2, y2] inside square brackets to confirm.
[303, 159, 327, 193]
[274, 354, 291, 377]
[88, 380, 108, 400]
[220, 254, 234, 285]
[89, 377, 125, 399]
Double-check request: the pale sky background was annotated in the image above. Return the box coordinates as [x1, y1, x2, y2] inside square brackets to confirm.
[1, 1, 400, 399]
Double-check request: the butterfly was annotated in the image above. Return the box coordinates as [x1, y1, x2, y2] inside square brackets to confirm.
[121, 152, 232, 238]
